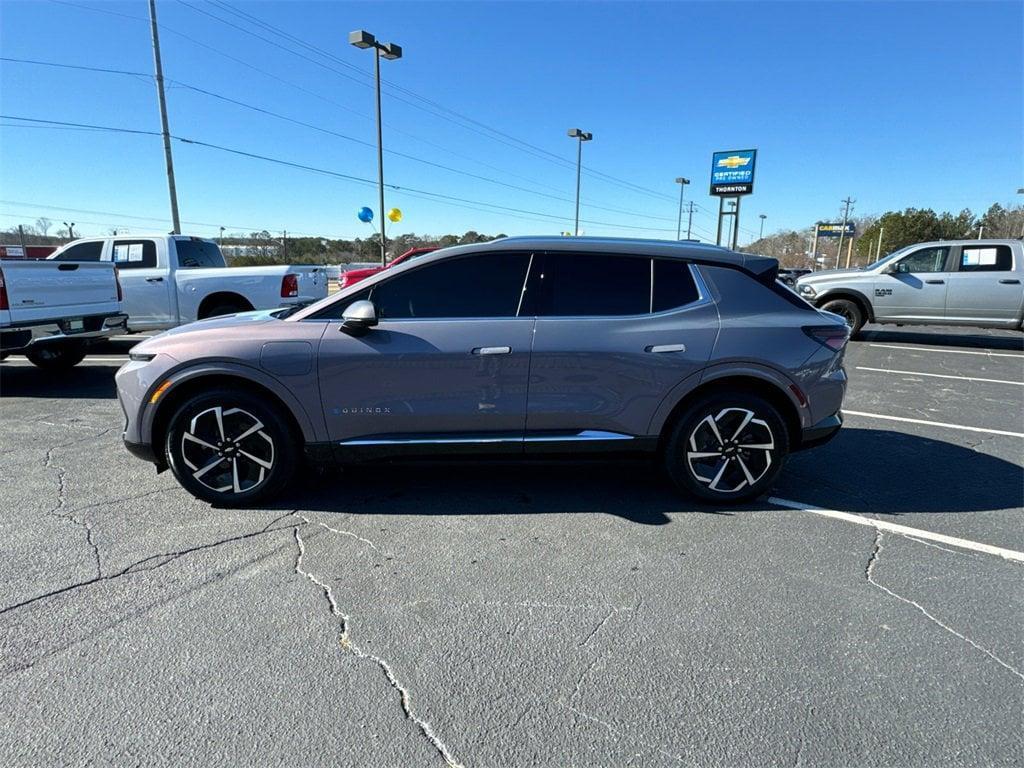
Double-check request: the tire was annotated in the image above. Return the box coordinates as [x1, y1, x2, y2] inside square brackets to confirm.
[164, 388, 298, 506]
[664, 391, 790, 505]
[820, 298, 865, 337]
[201, 303, 247, 320]
[25, 341, 88, 370]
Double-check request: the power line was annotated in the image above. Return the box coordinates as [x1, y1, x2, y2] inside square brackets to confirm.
[0, 115, 676, 233]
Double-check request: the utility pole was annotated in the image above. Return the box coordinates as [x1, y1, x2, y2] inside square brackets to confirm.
[148, 0, 181, 235]
[835, 197, 854, 269]
[17, 225, 26, 250]
[282, 230, 288, 260]
[686, 201, 694, 240]
[875, 226, 884, 259]
[674, 177, 690, 240]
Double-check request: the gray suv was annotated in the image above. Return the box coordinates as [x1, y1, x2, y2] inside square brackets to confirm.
[116, 237, 849, 506]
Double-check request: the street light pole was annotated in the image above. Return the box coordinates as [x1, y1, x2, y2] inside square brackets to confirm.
[675, 177, 690, 240]
[758, 213, 767, 240]
[350, 30, 402, 266]
[568, 128, 593, 236]
[835, 197, 854, 269]
[1018, 188, 1024, 238]
[63, 221, 75, 240]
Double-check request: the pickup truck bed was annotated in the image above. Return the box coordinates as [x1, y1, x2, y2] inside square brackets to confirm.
[0, 259, 127, 368]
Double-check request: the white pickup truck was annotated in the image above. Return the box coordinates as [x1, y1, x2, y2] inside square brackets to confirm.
[47, 235, 327, 332]
[0, 259, 127, 368]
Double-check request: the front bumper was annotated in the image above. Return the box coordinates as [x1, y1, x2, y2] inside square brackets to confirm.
[123, 437, 158, 464]
[798, 411, 843, 451]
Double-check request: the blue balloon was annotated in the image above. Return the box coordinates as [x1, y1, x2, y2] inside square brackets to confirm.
[357, 206, 374, 223]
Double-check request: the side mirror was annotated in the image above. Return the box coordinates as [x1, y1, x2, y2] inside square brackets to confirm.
[341, 300, 378, 333]
[895, 262, 910, 274]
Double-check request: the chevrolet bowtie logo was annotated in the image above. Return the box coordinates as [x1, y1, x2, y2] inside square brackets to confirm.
[717, 155, 750, 169]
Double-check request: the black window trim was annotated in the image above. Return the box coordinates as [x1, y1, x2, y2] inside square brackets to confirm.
[305, 250, 710, 322]
[110, 238, 158, 269]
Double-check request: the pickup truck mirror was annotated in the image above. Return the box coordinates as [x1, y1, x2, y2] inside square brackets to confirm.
[892, 262, 910, 274]
[341, 300, 378, 333]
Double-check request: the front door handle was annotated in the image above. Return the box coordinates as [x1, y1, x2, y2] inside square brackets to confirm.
[472, 346, 511, 355]
[925, 279, 945, 285]
[999, 278, 1021, 285]
[646, 344, 687, 353]
[145, 276, 164, 283]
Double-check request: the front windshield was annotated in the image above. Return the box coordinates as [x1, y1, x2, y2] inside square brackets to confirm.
[862, 245, 912, 271]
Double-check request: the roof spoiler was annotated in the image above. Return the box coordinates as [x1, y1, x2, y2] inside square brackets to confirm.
[691, 252, 780, 286]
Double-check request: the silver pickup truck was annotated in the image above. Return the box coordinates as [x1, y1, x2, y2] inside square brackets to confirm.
[795, 239, 1024, 335]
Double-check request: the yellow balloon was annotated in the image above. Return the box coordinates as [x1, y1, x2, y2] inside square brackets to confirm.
[387, 207, 403, 223]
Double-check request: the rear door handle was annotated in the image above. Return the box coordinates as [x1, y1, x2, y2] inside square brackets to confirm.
[925, 279, 945, 285]
[145, 277, 164, 283]
[472, 346, 511, 355]
[999, 278, 1021, 284]
[646, 344, 687, 353]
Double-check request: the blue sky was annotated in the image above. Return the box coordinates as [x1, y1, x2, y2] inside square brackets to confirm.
[1, 0, 1021, 243]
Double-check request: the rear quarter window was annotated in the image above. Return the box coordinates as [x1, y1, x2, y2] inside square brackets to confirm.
[958, 245, 1013, 272]
[175, 239, 226, 268]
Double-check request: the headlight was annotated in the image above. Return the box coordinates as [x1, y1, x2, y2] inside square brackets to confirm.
[797, 284, 817, 298]
[129, 351, 156, 362]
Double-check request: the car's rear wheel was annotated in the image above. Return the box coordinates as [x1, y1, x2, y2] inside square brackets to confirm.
[664, 391, 789, 504]
[820, 298, 864, 337]
[25, 341, 88, 370]
[164, 388, 297, 506]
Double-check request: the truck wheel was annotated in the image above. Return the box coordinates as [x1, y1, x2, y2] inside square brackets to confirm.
[25, 341, 88, 370]
[820, 298, 864, 337]
[164, 388, 298, 506]
[201, 302, 247, 319]
[663, 391, 789, 505]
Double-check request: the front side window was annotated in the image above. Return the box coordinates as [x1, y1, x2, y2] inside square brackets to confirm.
[958, 245, 1013, 273]
[53, 241, 104, 261]
[895, 247, 949, 274]
[175, 239, 225, 269]
[528, 253, 650, 317]
[369, 252, 530, 319]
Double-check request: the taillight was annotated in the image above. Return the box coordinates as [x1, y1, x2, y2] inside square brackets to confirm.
[338, 274, 351, 289]
[281, 273, 299, 298]
[803, 325, 849, 352]
[114, 265, 123, 302]
[0, 267, 8, 311]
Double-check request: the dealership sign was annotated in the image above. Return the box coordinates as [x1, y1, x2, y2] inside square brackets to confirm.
[817, 222, 856, 237]
[710, 149, 756, 196]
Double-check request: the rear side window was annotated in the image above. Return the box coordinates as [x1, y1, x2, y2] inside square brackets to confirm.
[110, 240, 157, 269]
[175, 239, 225, 268]
[653, 259, 700, 312]
[53, 241, 104, 261]
[529, 253, 649, 316]
[369, 252, 530, 319]
[958, 245, 1013, 272]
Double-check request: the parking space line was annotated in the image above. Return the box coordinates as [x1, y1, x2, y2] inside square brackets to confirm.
[843, 410, 1024, 438]
[868, 344, 1024, 359]
[856, 366, 1024, 386]
[768, 497, 1024, 563]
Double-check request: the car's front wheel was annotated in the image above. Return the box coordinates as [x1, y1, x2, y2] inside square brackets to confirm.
[664, 391, 789, 504]
[164, 388, 298, 506]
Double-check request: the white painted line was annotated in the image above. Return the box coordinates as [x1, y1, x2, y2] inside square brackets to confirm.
[856, 366, 1024, 386]
[843, 410, 1024, 438]
[769, 497, 1024, 563]
[868, 343, 1024, 359]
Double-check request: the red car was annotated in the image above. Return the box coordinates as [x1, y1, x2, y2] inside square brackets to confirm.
[338, 247, 437, 289]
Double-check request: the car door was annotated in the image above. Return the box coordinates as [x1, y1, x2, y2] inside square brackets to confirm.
[872, 245, 953, 322]
[109, 238, 174, 330]
[944, 243, 1023, 325]
[523, 252, 718, 449]
[315, 251, 535, 449]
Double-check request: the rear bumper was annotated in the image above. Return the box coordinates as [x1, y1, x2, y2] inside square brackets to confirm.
[798, 411, 843, 451]
[1, 312, 128, 351]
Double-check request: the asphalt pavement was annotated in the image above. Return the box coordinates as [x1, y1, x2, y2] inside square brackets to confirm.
[1, 325, 1022, 767]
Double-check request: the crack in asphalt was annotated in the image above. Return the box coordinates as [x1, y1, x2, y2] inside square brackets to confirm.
[291, 517, 463, 768]
[866, 530, 1024, 683]
[44, 444, 103, 580]
[0, 513, 296, 616]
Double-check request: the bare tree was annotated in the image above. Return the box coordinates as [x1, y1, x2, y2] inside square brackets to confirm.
[35, 217, 52, 237]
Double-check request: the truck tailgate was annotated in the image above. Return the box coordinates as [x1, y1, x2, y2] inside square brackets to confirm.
[1, 260, 120, 325]
[291, 266, 327, 301]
